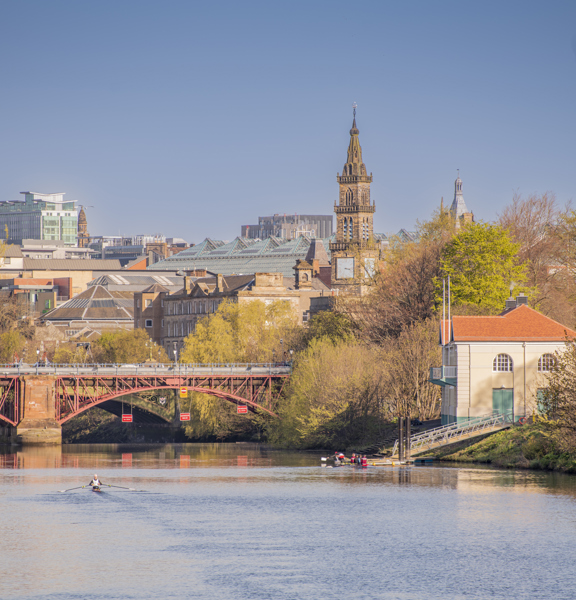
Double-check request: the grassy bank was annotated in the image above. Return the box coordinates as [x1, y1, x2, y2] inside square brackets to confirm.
[432, 422, 576, 473]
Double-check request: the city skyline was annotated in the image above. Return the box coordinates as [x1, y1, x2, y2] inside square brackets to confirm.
[1, 1, 575, 243]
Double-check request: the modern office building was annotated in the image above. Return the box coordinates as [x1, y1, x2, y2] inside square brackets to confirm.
[241, 214, 333, 240]
[0, 192, 79, 246]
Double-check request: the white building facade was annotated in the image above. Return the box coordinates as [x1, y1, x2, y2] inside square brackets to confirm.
[431, 296, 576, 424]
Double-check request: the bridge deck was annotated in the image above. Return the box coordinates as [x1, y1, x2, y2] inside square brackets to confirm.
[0, 363, 291, 377]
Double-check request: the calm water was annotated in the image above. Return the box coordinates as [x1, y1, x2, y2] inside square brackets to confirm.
[1, 444, 576, 600]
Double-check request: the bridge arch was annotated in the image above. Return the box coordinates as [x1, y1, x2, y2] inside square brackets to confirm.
[57, 385, 279, 424]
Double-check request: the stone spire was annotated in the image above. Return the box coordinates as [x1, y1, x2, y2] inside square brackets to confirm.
[341, 105, 370, 180]
[450, 171, 470, 219]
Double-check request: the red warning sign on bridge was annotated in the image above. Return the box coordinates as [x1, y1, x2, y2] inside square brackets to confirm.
[237, 405, 248, 414]
[122, 414, 133, 422]
[179, 387, 188, 398]
[180, 413, 190, 421]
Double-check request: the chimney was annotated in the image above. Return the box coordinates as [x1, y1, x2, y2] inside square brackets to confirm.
[505, 297, 516, 310]
[216, 273, 224, 293]
[516, 293, 528, 306]
[184, 276, 192, 293]
[312, 259, 320, 275]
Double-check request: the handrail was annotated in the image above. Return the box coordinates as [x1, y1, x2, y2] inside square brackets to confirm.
[0, 362, 293, 376]
[391, 412, 514, 457]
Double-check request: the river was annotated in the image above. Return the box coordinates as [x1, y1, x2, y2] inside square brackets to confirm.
[1, 443, 575, 600]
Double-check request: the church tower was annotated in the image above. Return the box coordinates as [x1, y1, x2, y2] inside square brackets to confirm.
[449, 171, 474, 228]
[329, 107, 378, 294]
[77, 206, 90, 248]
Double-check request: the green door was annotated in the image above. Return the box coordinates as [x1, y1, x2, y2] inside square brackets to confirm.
[493, 389, 513, 418]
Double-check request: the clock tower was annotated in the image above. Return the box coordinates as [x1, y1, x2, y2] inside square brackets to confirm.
[329, 107, 378, 294]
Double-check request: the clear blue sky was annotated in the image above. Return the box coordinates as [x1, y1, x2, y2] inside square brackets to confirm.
[1, 1, 575, 242]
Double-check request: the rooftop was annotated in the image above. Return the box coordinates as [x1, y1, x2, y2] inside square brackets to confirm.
[449, 304, 576, 342]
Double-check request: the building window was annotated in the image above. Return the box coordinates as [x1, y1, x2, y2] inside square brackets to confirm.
[493, 354, 513, 372]
[136, 299, 140, 308]
[538, 354, 556, 372]
[145, 299, 152, 308]
[161, 319, 164, 328]
[145, 319, 153, 328]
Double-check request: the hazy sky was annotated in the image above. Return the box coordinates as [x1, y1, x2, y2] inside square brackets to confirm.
[1, 1, 575, 243]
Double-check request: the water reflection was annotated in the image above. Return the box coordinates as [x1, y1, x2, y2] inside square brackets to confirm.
[1, 443, 575, 499]
[1, 444, 576, 600]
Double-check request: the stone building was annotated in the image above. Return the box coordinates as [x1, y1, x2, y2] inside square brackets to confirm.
[329, 109, 379, 294]
[77, 207, 90, 248]
[135, 270, 331, 356]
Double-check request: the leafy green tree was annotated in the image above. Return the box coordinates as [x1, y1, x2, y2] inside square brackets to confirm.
[180, 299, 298, 363]
[94, 329, 168, 363]
[439, 222, 528, 312]
[53, 329, 168, 364]
[271, 338, 384, 448]
[0, 330, 25, 363]
[302, 311, 354, 347]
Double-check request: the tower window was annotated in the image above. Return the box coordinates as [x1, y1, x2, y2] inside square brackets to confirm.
[346, 188, 353, 205]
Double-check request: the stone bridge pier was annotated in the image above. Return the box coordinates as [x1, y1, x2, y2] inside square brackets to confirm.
[16, 376, 62, 445]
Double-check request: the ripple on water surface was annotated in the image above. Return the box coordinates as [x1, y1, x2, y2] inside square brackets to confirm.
[1, 443, 575, 600]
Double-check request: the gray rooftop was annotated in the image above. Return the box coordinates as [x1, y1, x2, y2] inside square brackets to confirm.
[149, 235, 331, 277]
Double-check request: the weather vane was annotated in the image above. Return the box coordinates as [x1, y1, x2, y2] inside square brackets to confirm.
[352, 102, 357, 118]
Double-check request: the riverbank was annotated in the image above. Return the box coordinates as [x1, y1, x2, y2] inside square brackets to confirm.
[430, 421, 576, 473]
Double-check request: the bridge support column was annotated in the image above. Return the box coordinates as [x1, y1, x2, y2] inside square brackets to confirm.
[16, 376, 61, 445]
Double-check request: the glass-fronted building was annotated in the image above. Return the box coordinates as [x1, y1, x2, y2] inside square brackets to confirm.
[0, 192, 79, 246]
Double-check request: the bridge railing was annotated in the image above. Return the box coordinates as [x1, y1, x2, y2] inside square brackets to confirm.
[391, 411, 515, 458]
[0, 362, 292, 376]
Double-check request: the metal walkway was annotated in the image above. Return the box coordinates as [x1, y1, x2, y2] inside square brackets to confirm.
[391, 412, 514, 458]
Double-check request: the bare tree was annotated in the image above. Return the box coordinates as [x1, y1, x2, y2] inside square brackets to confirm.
[499, 193, 576, 326]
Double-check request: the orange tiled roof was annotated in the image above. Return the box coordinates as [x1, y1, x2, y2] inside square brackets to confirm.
[450, 304, 576, 342]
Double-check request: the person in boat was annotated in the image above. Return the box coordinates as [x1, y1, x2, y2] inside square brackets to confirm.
[88, 474, 101, 488]
[351, 453, 356, 464]
[361, 456, 368, 467]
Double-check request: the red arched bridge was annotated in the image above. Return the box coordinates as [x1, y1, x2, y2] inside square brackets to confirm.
[0, 363, 291, 444]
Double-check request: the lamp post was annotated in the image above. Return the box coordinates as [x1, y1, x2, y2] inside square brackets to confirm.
[280, 338, 283, 363]
[36, 349, 40, 374]
[289, 349, 293, 367]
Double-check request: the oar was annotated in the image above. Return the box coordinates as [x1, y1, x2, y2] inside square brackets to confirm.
[103, 484, 138, 491]
[58, 485, 88, 493]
